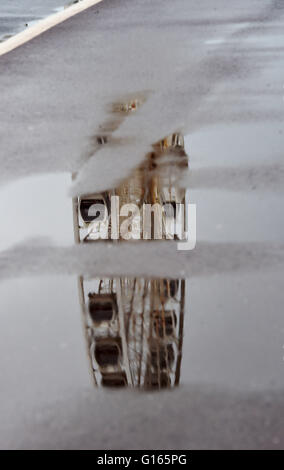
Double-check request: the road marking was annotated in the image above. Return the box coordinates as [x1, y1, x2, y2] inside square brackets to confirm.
[0, 0, 103, 57]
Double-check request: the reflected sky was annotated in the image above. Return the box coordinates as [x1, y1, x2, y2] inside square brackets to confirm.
[0, 173, 73, 251]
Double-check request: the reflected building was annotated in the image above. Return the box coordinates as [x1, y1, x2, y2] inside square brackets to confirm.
[72, 101, 188, 390]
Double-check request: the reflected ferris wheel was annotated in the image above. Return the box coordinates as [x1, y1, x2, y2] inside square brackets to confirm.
[72, 107, 188, 389]
[77, 275, 185, 390]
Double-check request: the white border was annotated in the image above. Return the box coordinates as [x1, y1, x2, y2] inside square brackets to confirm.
[0, 0, 103, 57]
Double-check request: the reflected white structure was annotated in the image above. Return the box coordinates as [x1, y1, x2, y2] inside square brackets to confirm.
[73, 131, 189, 244]
[72, 125, 188, 389]
[78, 276, 185, 389]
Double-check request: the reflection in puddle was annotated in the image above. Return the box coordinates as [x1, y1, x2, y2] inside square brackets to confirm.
[85, 96, 146, 161]
[78, 277, 185, 389]
[73, 135, 188, 244]
[0, 173, 73, 251]
[72, 100, 189, 390]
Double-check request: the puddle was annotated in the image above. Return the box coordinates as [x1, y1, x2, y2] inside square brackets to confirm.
[71, 122, 190, 390]
[0, 106, 283, 395]
[0, 173, 74, 251]
[0, 112, 191, 392]
[79, 277, 185, 389]
[0, 275, 90, 404]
